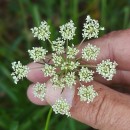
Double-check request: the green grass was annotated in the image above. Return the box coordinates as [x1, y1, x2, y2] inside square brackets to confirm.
[0, 0, 130, 130]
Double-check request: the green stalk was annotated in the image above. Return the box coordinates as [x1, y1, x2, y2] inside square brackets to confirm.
[44, 107, 53, 130]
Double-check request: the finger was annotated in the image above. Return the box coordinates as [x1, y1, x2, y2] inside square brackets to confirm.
[45, 81, 75, 106]
[70, 81, 130, 130]
[26, 58, 130, 88]
[27, 81, 75, 106]
[27, 84, 48, 105]
[27, 62, 49, 83]
[80, 29, 130, 71]
[95, 70, 130, 86]
[28, 80, 130, 129]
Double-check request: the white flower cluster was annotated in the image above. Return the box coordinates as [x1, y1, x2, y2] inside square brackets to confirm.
[11, 61, 29, 84]
[61, 61, 80, 71]
[31, 21, 51, 41]
[52, 54, 63, 67]
[78, 85, 98, 103]
[33, 82, 46, 101]
[51, 72, 76, 89]
[67, 45, 79, 59]
[79, 67, 94, 82]
[42, 64, 56, 77]
[12, 15, 118, 117]
[64, 72, 76, 88]
[59, 20, 76, 40]
[96, 59, 118, 80]
[28, 47, 48, 62]
[52, 98, 71, 117]
[51, 74, 65, 89]
[82, 43, 100, 61]
[52, 38, 65, 54]
[82, 15, 104, 39]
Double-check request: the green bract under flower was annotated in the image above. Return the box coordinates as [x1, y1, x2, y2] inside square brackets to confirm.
[11, 15, 118, 117]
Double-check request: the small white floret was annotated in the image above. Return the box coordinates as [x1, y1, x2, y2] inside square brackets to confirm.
[67, 45, 79, 59]
[31, 21, 51, 41]
[11, 61, 29, 84]
[42, 64, 56, 77]
[78, 85, 98, 103]
[52, 98, 71, 117]
[28, 47, 48, 62]
[82, 15, 104, 39]
[59, 20, 76, 40]
[79, 67, 94, 82]
[33, 82, 46, 101]
[61, 61, 80, 71]
[82, 43, 100, 61]
[52, 53, 63, 67]
[64, 72, 76, 88]
[96, 59, 118, 80]
[52, 38, 65, 54]
[51, 74, 65, 89]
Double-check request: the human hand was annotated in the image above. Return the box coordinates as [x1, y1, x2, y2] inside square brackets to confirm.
[27, 29, 130, 130]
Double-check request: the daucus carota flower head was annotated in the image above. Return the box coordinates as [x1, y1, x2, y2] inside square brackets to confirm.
[11, 61, 29, 84]
[31, 21, 51, 41]
[78, 85, 98, 103]
[52, 98, 71, 117]
[59, 20, 76, 40]
[33, 82, 46, 101]
[12, 15, 118, 118]
[96, 59, 118, 80]
[82, 15, 104, 39]
[82, 43, 100, 61]
[79, 67, 94, 82]
[28, 47, 48, 62]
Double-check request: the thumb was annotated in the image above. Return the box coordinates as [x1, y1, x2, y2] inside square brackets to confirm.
[45, 81, 130, 130]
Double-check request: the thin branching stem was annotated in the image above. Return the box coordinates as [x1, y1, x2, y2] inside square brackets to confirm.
[78, 37, 86, 48]
[44, 107, 53, 130]
[79, 64, 97, 68]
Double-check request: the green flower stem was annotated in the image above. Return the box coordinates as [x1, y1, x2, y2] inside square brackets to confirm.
[48, 39, 53, 50]
[79, 64, 97, 68]
[44, 107, 53, 130]
[66, 39, 69, 61]
[48, 39, 53, 44]
[78, 37, 86, 48]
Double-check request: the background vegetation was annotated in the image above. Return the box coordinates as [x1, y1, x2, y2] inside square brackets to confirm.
[0, 0, 130, 130]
